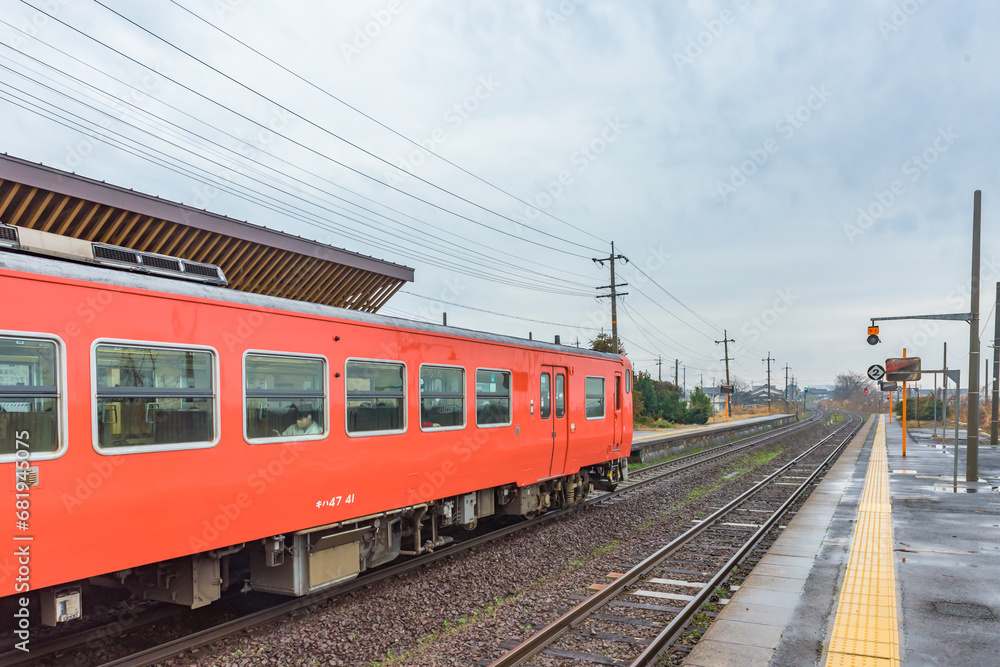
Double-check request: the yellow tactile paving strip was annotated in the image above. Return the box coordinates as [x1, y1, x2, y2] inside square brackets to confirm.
[825, 415, 900, 667]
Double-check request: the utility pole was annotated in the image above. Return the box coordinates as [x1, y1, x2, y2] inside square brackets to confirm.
[793, 375, 798, 417]
[716, 329, 735, 418]
[784, 364, 791, 413]
[993, 282, 1000, 445]
[968, 191, 981, 481]
[762, 352, 775, 414]
[656, 356, 663, 382]
[593, 242, 628, 355]
[674, 359, 680, 388]
[683, 367, 686, 398]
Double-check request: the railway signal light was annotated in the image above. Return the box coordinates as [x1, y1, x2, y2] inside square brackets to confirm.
[867, 325, 880, 345]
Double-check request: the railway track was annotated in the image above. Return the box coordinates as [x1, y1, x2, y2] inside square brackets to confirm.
[4, 413, 825, 667]
[487, 412, 862, 666]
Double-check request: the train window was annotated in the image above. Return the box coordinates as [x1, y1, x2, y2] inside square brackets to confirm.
[475, 369, 511, 427]
[420, 365, 465, 431]
[615, 376, 621, 411]
[539, 373, 551, 419]
[245, 354, 327, 442]
[94, 343, 216, 452]
[0, 335, 61, 458]
[555, 373, 565, 418]
[346, 360, 405, 435]
[626, 369, 631, 393]
[585, 376, 605, 419]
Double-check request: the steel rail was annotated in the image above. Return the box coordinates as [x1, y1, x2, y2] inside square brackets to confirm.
[0, 605, 184, 667]
[490, 412, 858, 667]
[627, 410, 819, 480]
[630, 412, 863, 665]
[94, 414, 828, 667]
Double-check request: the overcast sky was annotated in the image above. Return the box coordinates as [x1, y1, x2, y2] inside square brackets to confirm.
[1, 0, 998, 392]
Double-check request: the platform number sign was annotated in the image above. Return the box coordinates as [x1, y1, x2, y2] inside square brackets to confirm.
[867, 364, 886, 381]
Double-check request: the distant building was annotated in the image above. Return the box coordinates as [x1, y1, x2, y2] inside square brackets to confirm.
[700, 386, 726, 413]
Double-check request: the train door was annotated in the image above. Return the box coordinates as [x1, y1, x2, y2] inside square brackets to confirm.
[613, 372, 623, 454]
[540, 366, 569, 477]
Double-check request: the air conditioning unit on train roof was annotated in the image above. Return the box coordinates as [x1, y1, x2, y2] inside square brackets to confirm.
[0, 222, 227, 286]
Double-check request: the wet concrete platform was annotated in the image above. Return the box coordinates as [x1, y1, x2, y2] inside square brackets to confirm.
[683, 415, 1000, 666]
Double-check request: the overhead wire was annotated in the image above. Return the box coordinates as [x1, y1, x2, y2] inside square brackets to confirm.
[0, 76, 593, 296]
[165, 0, 609, 248]
[3, 3, 735, 346]
[398, 292, 604, 331]
[0, 38, 598, 295]
[0, 21, 602, 290]
[76, 0, 603, 257]
[619, 297, 718, 361]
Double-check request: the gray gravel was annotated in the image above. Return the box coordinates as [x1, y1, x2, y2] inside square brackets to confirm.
[169, 418, 841, 667]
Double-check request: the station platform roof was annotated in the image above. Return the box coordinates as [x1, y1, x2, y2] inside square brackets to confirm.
[0, 154, 413, 312]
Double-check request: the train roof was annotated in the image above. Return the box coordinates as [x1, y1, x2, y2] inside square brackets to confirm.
[0, 250, 625, 363]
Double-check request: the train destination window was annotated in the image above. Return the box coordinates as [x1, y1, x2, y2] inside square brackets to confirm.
[585, 377, 605, 419]
[346, 360, 405, 435]
[419, 365, 465, 430]
[245, 354, 326, 441]
[95, 344, 215, 451]
[0, 335, 60, 456]
[476, 369, 511, 426]
[539, 373, 551, 419]
[555, 374, 565, 418]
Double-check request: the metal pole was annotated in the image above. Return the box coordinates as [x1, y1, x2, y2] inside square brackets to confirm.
[943, 342, 948, 437]
[967, 190, 981, 481]
[994, 282, 1000, 445]
[903, 348, 907, 457]
[933, 370, 938, 437]
[955, 370, 961, 491]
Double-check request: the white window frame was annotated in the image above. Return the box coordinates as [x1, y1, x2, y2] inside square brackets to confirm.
[418, 363, 466, 432]
[243, 350, 329, 444]
[91, 338, 220, 455]
[585, 375, 606, 420]
[0, 330, 68, 462]
[475, 367, 512, 428]
[344, 357, 407, 437]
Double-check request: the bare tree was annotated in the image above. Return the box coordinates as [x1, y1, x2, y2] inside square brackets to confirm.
[730, 376, 753, 406]
[833, 372, 872, 401]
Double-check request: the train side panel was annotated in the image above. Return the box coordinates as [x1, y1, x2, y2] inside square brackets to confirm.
[0, 269, 631, 597]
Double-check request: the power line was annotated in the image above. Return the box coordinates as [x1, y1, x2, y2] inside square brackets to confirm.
[0, 41, 598, 296]
[0, 78, 594, 297]
[165, 0, 609, 248]
[397, 291, 603, 330]
[74, 0, 603, 257]
[0, 25, 602, 290]
[629, 264, 725, 335]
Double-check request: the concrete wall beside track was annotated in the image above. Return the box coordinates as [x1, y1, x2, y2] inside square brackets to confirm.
[630, 413, 799, 463]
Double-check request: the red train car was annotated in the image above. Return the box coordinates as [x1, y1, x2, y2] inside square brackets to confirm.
[0, 229, 631, 623]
